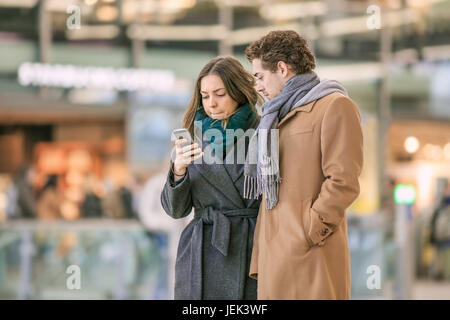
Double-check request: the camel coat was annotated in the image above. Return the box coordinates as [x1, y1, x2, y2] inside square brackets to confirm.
[250, 92, 363, 300]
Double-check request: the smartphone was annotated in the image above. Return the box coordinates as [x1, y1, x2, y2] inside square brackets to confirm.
[171, 128, 192, 148]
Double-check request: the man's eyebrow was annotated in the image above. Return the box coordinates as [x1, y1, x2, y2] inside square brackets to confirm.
[200, 88, 225, 93]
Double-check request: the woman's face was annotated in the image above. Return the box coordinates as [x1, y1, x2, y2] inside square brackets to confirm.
[200, 74, 238, 121]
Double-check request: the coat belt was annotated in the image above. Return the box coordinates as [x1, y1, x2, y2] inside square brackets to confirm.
[194, 207, 258, 256]
[188, 207, 258, 299]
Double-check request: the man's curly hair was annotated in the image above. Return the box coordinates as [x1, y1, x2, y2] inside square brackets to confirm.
[245, 30, 316, 74]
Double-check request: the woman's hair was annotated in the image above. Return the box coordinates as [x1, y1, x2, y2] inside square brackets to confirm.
[182, 56, 263, 136]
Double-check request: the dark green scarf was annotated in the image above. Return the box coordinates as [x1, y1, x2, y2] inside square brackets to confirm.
[194, 103, 256, 159]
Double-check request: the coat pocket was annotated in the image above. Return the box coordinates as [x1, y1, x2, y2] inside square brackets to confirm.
[274, 199, 314, 256]
[288, 126, 314, 136]
[302, 199, 315, 249]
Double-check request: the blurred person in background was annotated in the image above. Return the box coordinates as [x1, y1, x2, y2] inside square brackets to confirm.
[140, 166, 190, 236]
[119, 184, 135, 219]
[102, 183, 135, 219]
[244, 30, 363, 299]
[7, 165, 37, 219]
[137, 166, 190, 299]
[36, 175, 61, 220]
[429, 179, 450, 280]
[129, 172, 146, 216]
[102, 186, 126, 219]
[80, 174, 103, 218]
[161, 56, 263, 299]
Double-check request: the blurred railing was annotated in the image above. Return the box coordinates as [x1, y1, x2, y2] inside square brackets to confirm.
[0, 219, 170, 300]
[347, 213, 396, 299]
[0, 215, 396, 300]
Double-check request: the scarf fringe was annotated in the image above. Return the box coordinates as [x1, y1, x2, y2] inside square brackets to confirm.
[244, 154, 282, 211]
[244, 175, 260, 200]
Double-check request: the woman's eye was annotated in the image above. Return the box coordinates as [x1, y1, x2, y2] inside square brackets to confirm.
[217, 94, 225, 97]
[201, 96, 208, 100]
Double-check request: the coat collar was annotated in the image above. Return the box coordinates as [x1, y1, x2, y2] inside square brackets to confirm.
[191, 118, 259, 208]
[277, 99, 317, 128]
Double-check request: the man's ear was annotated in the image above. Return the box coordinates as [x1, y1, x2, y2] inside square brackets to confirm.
[276, 61, 290, 78]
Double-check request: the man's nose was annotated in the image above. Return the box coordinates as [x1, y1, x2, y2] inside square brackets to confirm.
[256, 83, 264, 93]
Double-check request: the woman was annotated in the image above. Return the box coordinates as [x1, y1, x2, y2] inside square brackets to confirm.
[161, 56, 263, 299]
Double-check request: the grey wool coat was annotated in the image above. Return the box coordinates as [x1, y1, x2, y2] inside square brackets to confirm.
[160, 119, 261, 300]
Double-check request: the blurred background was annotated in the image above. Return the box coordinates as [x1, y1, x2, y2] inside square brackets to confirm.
[0, 0, 449, 300]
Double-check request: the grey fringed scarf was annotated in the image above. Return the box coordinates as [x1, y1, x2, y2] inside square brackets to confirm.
[243, 71, 348, 210]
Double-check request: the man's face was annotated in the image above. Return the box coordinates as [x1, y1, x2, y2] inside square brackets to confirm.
[252, 58, 285, 100]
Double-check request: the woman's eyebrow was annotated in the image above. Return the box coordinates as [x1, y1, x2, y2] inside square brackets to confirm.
[200, 88, 225, 94]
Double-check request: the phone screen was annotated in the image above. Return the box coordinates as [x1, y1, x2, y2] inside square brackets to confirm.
[171, 129, 192, 148]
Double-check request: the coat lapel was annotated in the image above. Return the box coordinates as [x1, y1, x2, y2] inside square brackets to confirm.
[192, 128, 248, 210]
[222, 117, 260, 207]
[222, 131, 262, 208]
[193, 162, 245, 208]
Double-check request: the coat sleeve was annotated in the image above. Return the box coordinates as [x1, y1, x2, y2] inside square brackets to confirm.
[160, 164, 193, 219]
[307, 95, 363, 246]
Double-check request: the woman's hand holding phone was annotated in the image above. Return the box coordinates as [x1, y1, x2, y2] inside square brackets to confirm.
[173, 138, 203, 179]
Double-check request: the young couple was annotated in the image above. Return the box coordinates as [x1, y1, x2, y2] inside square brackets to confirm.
[161, 30, 363, 300]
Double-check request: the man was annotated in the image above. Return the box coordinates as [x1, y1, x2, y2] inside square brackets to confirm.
[243, 30, 363, 299]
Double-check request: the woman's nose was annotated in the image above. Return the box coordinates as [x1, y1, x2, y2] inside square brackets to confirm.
[207, 96, 216, 108]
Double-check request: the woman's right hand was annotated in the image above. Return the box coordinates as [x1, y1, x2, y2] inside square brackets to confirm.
[173, 138, 203, 177]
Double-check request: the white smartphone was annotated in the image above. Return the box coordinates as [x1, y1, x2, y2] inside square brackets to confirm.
[171, 128, 192, 148]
